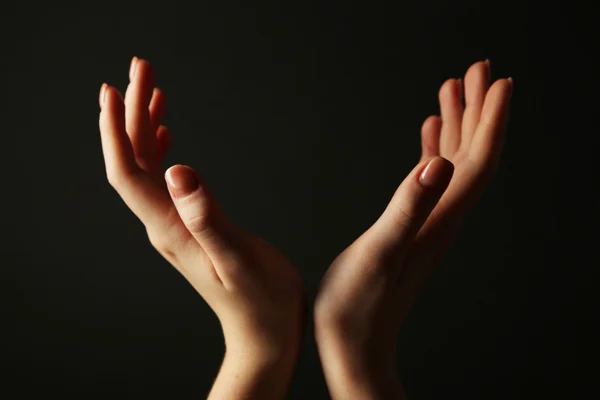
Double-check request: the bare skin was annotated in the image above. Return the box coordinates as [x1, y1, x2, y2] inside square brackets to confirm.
[99, 56, 512, 399]
[98, 57, 304, 400]
[314, 59, 513, 399]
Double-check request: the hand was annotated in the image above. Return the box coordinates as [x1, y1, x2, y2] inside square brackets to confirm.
[98, 57, 304, 399]
[314, 60, 513, 399]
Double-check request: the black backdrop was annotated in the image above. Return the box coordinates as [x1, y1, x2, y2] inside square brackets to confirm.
[1, 1, 597, 399]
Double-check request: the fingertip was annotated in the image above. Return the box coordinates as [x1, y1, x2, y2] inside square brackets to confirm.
[103, 85, 124, 104]
[129, 56, 139, 80]
[157, 124, 171, 138]
[422, 115, 441, 132]
[99, 83, 107, 108]
[150, 88, 167, 128]
[135, 58, 156, 87]
[165, 164, 186, 183]
[419, 156, 454, 188]
[158, 124, 172, 145]
[152, 87, 165, 99]
[150, 87, 164, 105]
[438, 78, 457, 102]
[484, 78, 514, 110]
[166, 165, 200, 198]
[466, 59, 490, 78]
[100, 86, 125, 126]
[156, 126, 172, 163]
[165, 164, 179, 180]
[420, 115, 442, 161]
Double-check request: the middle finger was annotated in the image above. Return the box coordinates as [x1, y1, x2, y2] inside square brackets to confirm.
[125, 57, 157, 175]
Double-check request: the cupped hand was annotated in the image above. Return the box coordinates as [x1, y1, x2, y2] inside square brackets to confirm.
[98, 57, 304, 399]
[314, 60, 513, 399]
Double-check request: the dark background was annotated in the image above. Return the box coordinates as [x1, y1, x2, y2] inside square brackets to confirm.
[1, 1, 597, 399]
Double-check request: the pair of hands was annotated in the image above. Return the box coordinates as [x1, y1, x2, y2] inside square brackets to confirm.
[98, 57, 512, 399]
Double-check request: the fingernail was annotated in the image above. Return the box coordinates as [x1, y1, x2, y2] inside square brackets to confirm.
[129, 56, 139, 80]
[419, 157, 454, 187]
[166, 166, 199, 198]
[507, 77, 513, 97]
[99, 83, 107, 108]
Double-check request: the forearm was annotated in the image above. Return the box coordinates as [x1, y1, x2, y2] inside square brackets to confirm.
[321, 357, 406, 399]
[208, 347, 298, 400]
[323, 364, 406, 400]
[316, 332, 407, 400]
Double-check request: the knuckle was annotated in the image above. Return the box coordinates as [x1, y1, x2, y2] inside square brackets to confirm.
[106, 166, 139, 190]
[146, 227, 181, 265]
[147, 231, 172, 253]
[393, 203, 417, 225]
[466, 153, 497, 181]
[186, 213, 214, 236]
[106, 170, 126, 189]
[147, 231, 164, 249]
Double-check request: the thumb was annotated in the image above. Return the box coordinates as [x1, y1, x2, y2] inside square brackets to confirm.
[368, 156, 454, 265]
[165, 165, 239, 261]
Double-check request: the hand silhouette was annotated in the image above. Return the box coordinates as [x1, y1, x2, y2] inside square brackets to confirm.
[98, 57, 304, 399]
[314, 59, 513, 399]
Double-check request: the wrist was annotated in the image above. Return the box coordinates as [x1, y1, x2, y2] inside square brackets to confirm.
[208, 338, 300, 400]
[319, 355, 405, 400]
[315, 327, 405, 400]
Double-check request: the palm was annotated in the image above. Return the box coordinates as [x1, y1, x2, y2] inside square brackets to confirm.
[398, 60, 513, 307]
[99, 58, 304, 354]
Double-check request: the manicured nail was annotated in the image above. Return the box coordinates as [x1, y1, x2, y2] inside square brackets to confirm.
[166, 166, 199, 198]
[99, 83, 107, 108]
[419, 157, 454, 187]
[129, 56, 139, 80]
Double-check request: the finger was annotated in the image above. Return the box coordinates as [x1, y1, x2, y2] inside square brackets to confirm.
[438, 78, 464, 157]
[100, 84, 176, 231]
[125, 57, 157, 174]
[367, 156, 454, 273]
[156, 125, 172, 165]
[460, 59, 491, 148]
[420, 115, 441, 162]
[149, 87, 167, 135]
[468, 78, 513, 171]
[165, 165, 243, 281]
[396, 79, 513, 312]
[123, 56, 136, 103]
[99, 84, 138, 179]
